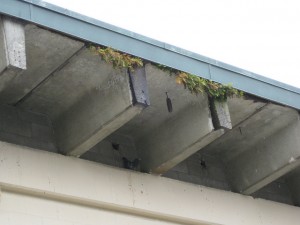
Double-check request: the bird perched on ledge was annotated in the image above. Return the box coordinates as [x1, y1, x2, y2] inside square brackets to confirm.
[122, 157, 140, 171]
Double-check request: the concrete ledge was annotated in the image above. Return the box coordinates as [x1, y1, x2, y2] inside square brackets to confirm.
[0, 141, 299, 225]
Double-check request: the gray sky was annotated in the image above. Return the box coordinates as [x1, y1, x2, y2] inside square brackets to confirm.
[46, 0, 300, 88]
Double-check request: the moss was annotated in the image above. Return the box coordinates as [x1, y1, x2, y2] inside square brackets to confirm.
[88, 44, 243, 101]
[155, 64, 243, 101]
[88, 44, 143, 71]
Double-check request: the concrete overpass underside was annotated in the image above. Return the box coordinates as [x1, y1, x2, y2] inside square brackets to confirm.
[0, 10, 300, 225]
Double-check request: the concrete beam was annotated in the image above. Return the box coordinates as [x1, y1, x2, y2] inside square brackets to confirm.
[287, 168, 300, 206]
[54, 65, 148, 157]
[226, 111, 300, 195]
[0, 24, 84, 105]
[57, 105, 144, 157]
[137, 96, 225, 174]
[0, 16, 26, 91]
[1, 141, 300, 225]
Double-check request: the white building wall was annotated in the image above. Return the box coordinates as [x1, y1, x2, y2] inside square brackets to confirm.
[0, 141, 299, 225]
[0, 191, 178, 225]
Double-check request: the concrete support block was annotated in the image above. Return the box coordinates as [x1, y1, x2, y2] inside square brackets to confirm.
[209, 98, 232, 129]
[0, 16, 26, 70]
[55, 67, 148, 157]
[137, 96, 224, 174]
[0, 16, 26, 91]
[129, 66, 150, 105]
[227, 114, 300, 195]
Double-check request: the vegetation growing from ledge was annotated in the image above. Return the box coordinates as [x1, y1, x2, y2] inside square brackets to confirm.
[88, 44, 243, 101]
[177, 73, 243, 101]
[88, 45, 143, 71]
[155, 64, 243, 101]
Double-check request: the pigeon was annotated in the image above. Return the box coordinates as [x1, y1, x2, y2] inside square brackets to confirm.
[122, 157, 140, 170]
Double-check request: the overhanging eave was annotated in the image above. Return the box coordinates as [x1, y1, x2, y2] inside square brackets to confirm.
[1, 0, 300, 110]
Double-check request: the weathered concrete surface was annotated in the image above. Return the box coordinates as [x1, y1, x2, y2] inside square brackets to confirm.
[1, 142, 300, 225]
[0, 16, 26, 93]
[203, 104, 296, 161]
[164, 151, 231, 191]
[210, 98, 232, 129]
[227, 97, 267, 127]
[225, 108, 300, 194]
[149, 129, 224, 174]
[137, 103, 223, 173]
[0, 16, 299, 208]
[116, 64, 204, 141]
[0, 17, 26, 70]
[22, 49, 146, 156]
[57, 103, 143, 157]
[132, 65, 225, 174]
[129, 66, 150, 105]
[0, 18, 5, 72]
[287, 168, 300, 206]
[81, 132, 139, 169]
[0, 105, 56, 152]
[107, 65, 245, 146]
[252, 178, 294, 205]
[20, 49, 137, 118]
[0, 23, 83, 104]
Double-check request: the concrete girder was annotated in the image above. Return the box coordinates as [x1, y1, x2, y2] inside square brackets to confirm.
[41, 50, 149, 156]
[139, 127, 224, 174]
[0, 23, 84, 104]
[225, 109, 300, 195]
[203, 104, 298, 161]
[136, 66, 230, 174]
[57, 104, 144, 157]
[0, 16, 26, 92]
[136, 65, 231, 174]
